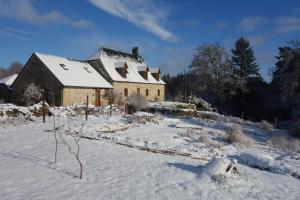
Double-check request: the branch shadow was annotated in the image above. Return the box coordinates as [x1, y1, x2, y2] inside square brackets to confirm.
[166, 162, 202, 178]
[0, 148, 78, 178]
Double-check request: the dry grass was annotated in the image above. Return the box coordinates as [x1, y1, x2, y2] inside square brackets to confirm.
[227, 124, 254, 147]
[268, 135, 300, 153]
[259, 120, 274, 131]
[290, 120, 300, 138]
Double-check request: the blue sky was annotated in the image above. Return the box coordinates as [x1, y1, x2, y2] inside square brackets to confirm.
[0, 0, 299, 81]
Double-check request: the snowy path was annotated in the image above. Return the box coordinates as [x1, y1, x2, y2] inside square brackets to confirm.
[1, 120, 300, 200]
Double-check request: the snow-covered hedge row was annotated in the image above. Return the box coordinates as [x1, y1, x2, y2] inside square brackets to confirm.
[0, 102, 48, 119]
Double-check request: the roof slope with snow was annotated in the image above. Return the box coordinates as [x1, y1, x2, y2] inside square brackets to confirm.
[35, 53, 112, 88]
[88, 48, 165, 85]
[0, 74, 18, 86]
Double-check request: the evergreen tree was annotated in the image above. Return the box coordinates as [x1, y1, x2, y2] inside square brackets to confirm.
[231, 37, 261, 81]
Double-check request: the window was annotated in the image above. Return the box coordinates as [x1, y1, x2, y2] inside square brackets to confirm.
[137, 88, 140, 93]
[158, 89, 160, 96]
[124, 88, 128, 96]
[59, 63, 69, 70]
[146, 89, 149, 96]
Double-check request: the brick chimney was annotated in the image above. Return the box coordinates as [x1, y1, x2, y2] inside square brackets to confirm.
[132, 47, 139, 57]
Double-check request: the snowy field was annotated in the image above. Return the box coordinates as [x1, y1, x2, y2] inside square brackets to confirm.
[1, 107, 300, 200]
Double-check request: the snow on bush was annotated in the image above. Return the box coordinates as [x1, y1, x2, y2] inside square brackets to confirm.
[290, 120, 300, 138]
[187, 95, 213, 111]
[259, 120, 274, 131]
[200, 157, 238, 181]
[22, 83, 44, 106]
[268, 135, 300, 153]
[227, 124, 254, 147]
[127, 92, 148, 114]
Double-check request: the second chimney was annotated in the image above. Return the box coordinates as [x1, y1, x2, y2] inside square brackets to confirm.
[132, 47, 139, 57]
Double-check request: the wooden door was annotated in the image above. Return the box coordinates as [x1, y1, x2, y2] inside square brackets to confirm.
[95, 89, 101, 107]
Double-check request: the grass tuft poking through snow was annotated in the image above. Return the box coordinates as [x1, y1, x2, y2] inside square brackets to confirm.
[268, 135, 300, 153]
[259, 120, 274, 131]
[227, 124, 254, 147]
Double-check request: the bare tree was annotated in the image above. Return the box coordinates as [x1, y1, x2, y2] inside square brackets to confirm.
[104, 89, 124, 116]
[60, 116, 85, 179]
[190, 43, 234, 103]
[8, 62, 23, 74]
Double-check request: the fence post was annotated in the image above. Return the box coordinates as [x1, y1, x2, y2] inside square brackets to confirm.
[241, 112, 244, 120]
[86, 95, 89, 121]
[42, 99, 46, 123]
[274, 116, 278, 129]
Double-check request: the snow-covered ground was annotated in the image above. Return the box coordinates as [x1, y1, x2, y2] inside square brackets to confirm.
[1, 109, 300, 200]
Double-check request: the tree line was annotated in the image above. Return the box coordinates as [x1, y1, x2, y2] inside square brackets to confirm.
[0, 62, 23, 79]
[162, 37, 300, 122]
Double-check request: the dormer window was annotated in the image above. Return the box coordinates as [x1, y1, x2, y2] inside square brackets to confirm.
[137, 66, 149, 80]
[115, 62, 128, 78]
[59, 63, 69, 70]
[150, 68, 161, 81]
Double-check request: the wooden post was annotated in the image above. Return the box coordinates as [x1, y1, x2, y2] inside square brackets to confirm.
[241, 112, 244, 120]
[274, 116, 278, 129]
[86, 95, 89, 121]
[42, 99, 46, 123]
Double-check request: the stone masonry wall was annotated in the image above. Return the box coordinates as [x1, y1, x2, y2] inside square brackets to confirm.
[113, 82, 165, 101]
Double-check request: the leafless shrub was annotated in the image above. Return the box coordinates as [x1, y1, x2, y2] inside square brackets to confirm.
[61, 116, 85, 179]
[198, 134, 213, 144]
[259, 120, 274, 131]
[227, 124, 254, 147]
[104, 89, 125, 117]
[290, 120, 300, 138]
[22, 83, 44, 106]
[268, 135, 300, 153]
[127, 92, 148, 114]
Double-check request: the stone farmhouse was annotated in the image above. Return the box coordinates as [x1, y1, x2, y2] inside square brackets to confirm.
[12, 53, 112, 106]
[88, 47, 165, 102]
[11, 47, 165, 106]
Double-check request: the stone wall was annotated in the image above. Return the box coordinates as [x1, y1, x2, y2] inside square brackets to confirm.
[113, 82, 165, 101]
[11, 54, 63, 105]
[62, 87, 109, 106]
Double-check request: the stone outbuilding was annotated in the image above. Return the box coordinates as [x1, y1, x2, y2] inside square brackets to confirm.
[0, 74, 18, 102]
[88, 47, 166, 101]
[12, 53, 112, 106]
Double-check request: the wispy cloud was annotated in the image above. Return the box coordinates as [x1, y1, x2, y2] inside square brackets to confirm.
[277, 16, 300, 33]
[216, 21, 227, 29]
[88, 0, 177, 42]
[0, 0, 94, 28]
[0, 28, 28, 40]
[239, 16, 269, 32]
[248, 35, 265, 47]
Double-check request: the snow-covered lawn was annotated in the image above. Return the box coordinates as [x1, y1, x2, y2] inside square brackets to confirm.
[1, 112, 300, 200]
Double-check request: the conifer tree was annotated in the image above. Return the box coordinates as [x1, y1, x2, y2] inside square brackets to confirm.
[231, 37, 261, 81]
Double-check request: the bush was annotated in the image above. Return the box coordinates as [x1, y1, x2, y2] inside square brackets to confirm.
[104, 89, 125, 106]
[268, 135, 300, 153]
[127, 92, 148, 114]
[187, 95, 212, 111]
[259, 120, 274, 131]
[227, 124, 254, 147]
[290, 120, 300, 138]
[22, 83, 44, 106]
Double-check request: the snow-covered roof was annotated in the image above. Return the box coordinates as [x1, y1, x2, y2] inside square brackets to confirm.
[88, 48, 165, 85]
[0, 74, 18, 86]
[137, 65, 149, 71]
[35, 53, 112, 88]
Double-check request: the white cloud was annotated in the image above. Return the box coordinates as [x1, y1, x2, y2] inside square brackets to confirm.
[239, 16, 269, 31]
[88, 0, 177, 41]
[277, 16, 300, 33]
[0, 0, 94, 28]
[248, 35, 265, 47]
